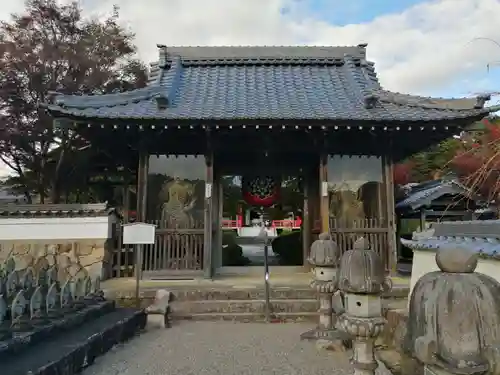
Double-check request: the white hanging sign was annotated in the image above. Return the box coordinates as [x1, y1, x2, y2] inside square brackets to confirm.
[321, 181, 329, 197]
[123, 222, 156, 244]
[205, 183, 213, 199]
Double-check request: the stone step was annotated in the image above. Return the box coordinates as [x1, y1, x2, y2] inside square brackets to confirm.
[170, 288, 316, 301]
[171, 311, 319, 323]
[130, 285, 409, 302]
[171, 298, 319, 314]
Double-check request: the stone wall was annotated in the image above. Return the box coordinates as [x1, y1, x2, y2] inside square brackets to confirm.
[0, 240, 112, 280]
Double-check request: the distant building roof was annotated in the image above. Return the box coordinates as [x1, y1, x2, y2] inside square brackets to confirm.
[0, 187, 26, 202]
[395, 179, 477, 211]
[43, 45, 492, 124]
[401, 220, 500, 260]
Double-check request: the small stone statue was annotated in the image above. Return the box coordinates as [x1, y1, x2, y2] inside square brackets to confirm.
[6, 271, 19, 304]
[404, 245, 500, 375]
[46, 266, 57, 286]
[60, 279, 73, 312]
[36, 267, 48, 289]
[3, 257, 15, 274]
[83, 276, 92, 298]
[46, 282, 59, 318]
[10, 289, 28, 330]
[30, 286, 44, 321]
[0, 294, 7, 325]
[0, 293, 8, 340]
[91, 276, 104, 300]
[21, 267, 36, 299]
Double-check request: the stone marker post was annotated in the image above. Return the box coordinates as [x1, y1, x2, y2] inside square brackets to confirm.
[337, 237, 392, 375]
[300, 232, 341, 341]
[404, 243, 500, 375]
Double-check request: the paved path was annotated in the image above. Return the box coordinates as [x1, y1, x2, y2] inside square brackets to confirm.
[83, 321, 391, 375]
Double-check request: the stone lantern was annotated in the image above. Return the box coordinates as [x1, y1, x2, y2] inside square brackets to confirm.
[300, 232, 341, 341]
[404, 245, 500, 375]
[336, 237, 392, 375]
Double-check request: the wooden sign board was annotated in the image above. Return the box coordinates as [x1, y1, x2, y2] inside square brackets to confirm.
[123, 222, 156, 244]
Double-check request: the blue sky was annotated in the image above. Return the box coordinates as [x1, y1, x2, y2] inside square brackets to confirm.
[308, 0, 426, 26]
[301, 0, 500, 100]
[1, 0, 499, 102]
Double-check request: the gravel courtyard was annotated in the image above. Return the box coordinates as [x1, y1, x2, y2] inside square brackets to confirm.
[83, 321, 390, 375]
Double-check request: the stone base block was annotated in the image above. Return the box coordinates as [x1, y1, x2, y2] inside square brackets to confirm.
[0, 300, 115, 361]
[147, 313, 170, 329]
[300, 327, 352, 349]
[145, 289, 172, 329]
[315, 338, 349, 352]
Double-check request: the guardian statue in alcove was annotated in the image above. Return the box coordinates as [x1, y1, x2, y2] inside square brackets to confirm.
[159, 176, 198, 229]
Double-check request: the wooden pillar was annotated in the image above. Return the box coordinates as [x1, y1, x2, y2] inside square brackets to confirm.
[419, 209, 426, 231]
[203, 131, 214, 278]
[302, 171, 311, 267]
[134, 149, 148, 279]
[122, 184, 130, 223]
[383, 154, 397, 274]
[319, 152, 329, 234]
[216, 175, 224, 269]
[212, 171, 222, 271]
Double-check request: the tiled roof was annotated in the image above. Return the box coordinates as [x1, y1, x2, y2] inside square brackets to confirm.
[395, 180, 474, 211]
[401, 220, 500, 259]
[44, 45, 492, 123]
[0, 203, 116, 217]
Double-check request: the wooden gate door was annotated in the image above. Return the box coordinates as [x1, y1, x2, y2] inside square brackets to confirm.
[140, 154, 211, 279]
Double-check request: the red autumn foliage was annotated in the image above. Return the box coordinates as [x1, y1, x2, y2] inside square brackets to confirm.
[450, 118, 500, 198]
[393, 162, 413, 186]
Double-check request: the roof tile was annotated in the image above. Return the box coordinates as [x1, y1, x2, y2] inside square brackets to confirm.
[44, 45, 491, 122]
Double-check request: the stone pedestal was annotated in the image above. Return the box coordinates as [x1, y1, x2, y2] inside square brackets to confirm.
[337, 293, 386, 375]
[300, 232, 344, 344]
[300, 268, 348, 344]
[336, 237, 392, 373]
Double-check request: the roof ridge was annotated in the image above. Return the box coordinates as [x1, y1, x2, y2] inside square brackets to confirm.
[158, 44, 365, 48]
[376, 90, 490, 111]
[157, 45, 367, 63]
[343, 55, 379, 109]
[48, 85, 165, 109]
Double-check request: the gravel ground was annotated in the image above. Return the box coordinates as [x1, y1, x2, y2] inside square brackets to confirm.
[83, 321, 391, 375]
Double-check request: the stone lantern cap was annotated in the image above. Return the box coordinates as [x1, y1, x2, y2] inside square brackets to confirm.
[307, 232, 339, 267]
[336, 237, 392, 294]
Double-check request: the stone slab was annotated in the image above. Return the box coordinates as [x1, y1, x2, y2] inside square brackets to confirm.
[0, 308, 147, 375]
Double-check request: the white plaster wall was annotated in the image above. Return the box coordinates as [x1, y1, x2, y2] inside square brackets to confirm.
[0, 216, 115, 242]
[410, 250, 500, 298]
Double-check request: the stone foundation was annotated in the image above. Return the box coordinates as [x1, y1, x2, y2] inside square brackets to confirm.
[377, 308, 423, 375]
